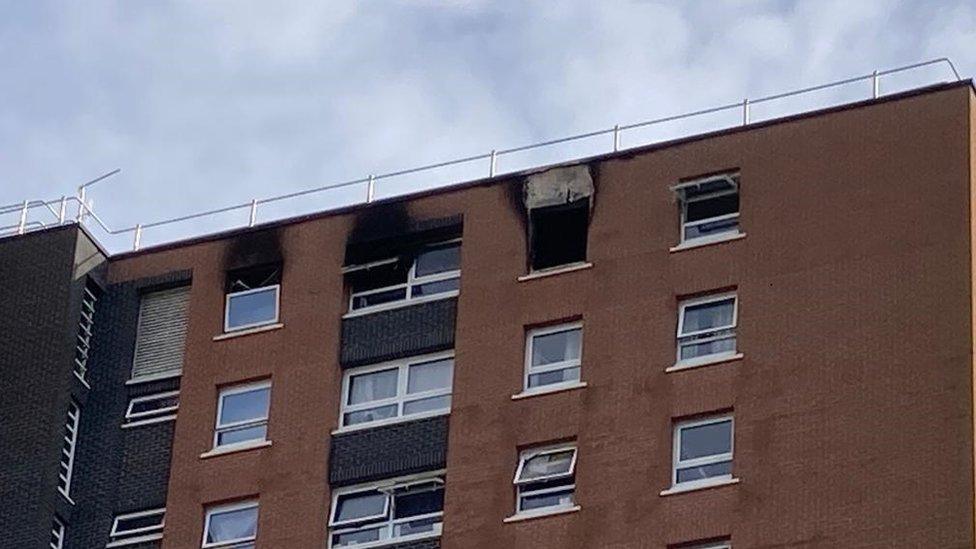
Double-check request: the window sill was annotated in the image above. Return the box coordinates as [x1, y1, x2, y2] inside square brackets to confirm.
[512, 381, 587, 400]
[659, 477, 740, 496]
[106, 533, 164, 548]
[517, 262, 593, 282]
[504, 505, 581, 523]
[125, 370, 182, 385]
[200, 439, 272, 459]
[331, 410, 451, 436]
[342, 291, 459, 319]
[121, 415, 177, 429]
[326, 532, 440, 549]
[669, 232, 746, 253]
[212, 323, 283, 341]
[666, 353, 743, 373]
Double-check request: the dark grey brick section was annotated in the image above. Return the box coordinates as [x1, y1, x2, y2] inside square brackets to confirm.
[66, 270, 189, 549]
[329, 416, 449, 486]
[340, 298, 456, 368]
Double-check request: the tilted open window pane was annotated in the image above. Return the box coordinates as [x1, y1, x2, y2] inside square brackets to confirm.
[677, 295, 737, 363]
[514, 446, 577, 514]
[340, 354, 454, 428]
[677, 174, 740, 243]
[349, 241, 461, 312]
[526, 324, 582, 390]
[203, 502, 258, 547]
[329, 477, 444, 547]
[673, 416, 734, 487]
[111, 508, 165, 540]
[125, 391, 180, 425]
[214, 383, 270, 448]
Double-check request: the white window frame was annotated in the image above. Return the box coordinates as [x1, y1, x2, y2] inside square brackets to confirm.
[346, 240, 461, 315]
[690, 542, 731, 549]
[338, 351, 454, 431]
[202, 500, 258, 548]
[674, 173, 740, 245]
[327, 472, 445, 549]
[123, 391, 179, 428]
[676, 292, 738, 366]
[213, 381, 271, 450]
[50, 517, 65, 549]
[523, 322, 583, 393]
[513, 444, 578, 516]
[672, 415, 734, 490]
[107, 508, 165, 547]
[223, 284, 280, 333]
[74, 284, 98, 385]
[58, 401, 81, 501]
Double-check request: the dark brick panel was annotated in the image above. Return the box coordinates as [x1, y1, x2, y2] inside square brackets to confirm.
[340, 298, 456, 368]
[329, 416, 449, 486]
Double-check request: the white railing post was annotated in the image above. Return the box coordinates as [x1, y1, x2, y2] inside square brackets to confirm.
[133, 224, 143, 251]
[58, 196, 67, 224]
[612, 125, 621, 152]
[248, 199, 258, 227]
[17, 200, 28, 235]
[489, 150, 497, 177]
[76, 187, 86, 222]
[742, 98, 750, 125]
[366, 175, 376, 203]
[872, 70, 880, 99]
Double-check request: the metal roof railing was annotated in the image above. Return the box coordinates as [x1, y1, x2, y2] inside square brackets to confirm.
[0, 57, 963, 253]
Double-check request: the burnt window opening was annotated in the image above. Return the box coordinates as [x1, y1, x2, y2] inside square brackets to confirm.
[224, 263, 281, 332]
[226, 264, 281, 293]
[675, 173, 740, 244]
[346, 240, 461, 313]
[529, 198, 589, 271]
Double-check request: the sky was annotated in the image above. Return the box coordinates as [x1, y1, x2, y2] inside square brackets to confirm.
[1, 0, 974, 251]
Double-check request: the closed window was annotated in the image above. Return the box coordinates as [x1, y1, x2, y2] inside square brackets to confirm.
[58, 401, 81, 499]
[225, 265, 280, 332]
[674, 173, 740, 244]
[124, 391, 179, 427]
[513, 445, 577, 515]
[214, 382, 271, 449]
[109, 508, 165, 546]
[672, 415, 734, 489]
[74, 280, 100, 384]
[50, 518, 65, 549]
[131, 286, 190, 381]
[349, 241, 460, 312]
[203, 501, 258, 548]
[524, 323, 582, 391]
[340, 353, 453, 429]
[329, 475, 444, 547]
[677, 293, 737, 364]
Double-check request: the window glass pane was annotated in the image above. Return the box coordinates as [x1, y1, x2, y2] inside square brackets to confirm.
[115, 513, 163, 533]
[348, 369, 398, 405]
[394, 486, 444, 518]
[686, 193, 739, 222]
[414, 244, 460, 277]
[352, 287, 408, 310]
[333, 528, 382, 546]
[206, 506, 257, 542]
[407, 359, 453, 394]
[350, 262, 408, 293]
[685, 216, 739, 240]
[403, 395, 451, 416]
[226, 288, 277, 329]
[519, 449, 574, 481]
[679, 335, 736, 360]
[681, 299, 734, 335]
[219, 387, 270, 425]
[528, 367, 580, 388]
[676, 460, 733, 483]
[411, 278, 459, 297]
[344, 405, 398, 426]
[335, 491, 387, 523]
[531, 328, 581, 368]
[521, 488, 574, 511]
[130, 395, 179, 415]
[679, 420, 732, 460]
[217, 424, 267, 446]
[393, 515, 440, 537]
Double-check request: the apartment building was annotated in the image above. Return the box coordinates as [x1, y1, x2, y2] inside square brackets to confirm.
[1, 80, 975, 549]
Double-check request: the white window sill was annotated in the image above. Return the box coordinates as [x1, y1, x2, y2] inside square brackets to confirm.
[325, 531, 440, 549]
[331, 410, 451, 436]
[512, 381, 587, 400]
[517, 262, 593, 282]
[503, 505, 581, 523]
[212, 322, 284, 341]
[343, 291, 459, 319]
[125, 370, 182, 385]
[659, 477, 740, 496]
[669, 232, 746, 253]
[666, 353, 744, 373]
[121, 415, 177, 429]
[200, 439, 272, 459]
[105, 533, 164, 548]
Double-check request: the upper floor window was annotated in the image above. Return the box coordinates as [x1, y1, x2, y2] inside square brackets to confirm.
[109, 508, 165, 546]
[524, 323, 582, 392]
[672, 415, 734, 490]
[513, 444, 577, 516]
[677, 293, 737, 366]
[58, 401, 81, 500]
[224, 264, 280, 332]
[340, 352, 453, 429]
[131, 286, 190, 381]
[348, 241, 460, 313]
[328, 475, 444, 547]
[213, 381, 271, 450]
[203, 500, 258, 549]
[124, 391, 180, 428]
[674, 173, 740, 245]
[74, 279, 100, 385]
[529, 200, 589, 271]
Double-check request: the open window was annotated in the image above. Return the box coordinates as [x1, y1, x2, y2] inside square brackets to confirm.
[328, 475, 445, 547]
[523, 165, 594, 273]
[109, 508, 165, 546]
[346, 240, 460, 313]
[674, 173, 740, 245]
[124, 391, 179, 427]
[513, 444, 577, 516]
[224, 264, 281, 332]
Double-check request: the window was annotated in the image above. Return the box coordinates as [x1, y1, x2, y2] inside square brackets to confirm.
[687, 542, 731, 549]
[672, 415, 734, 489]
[213, 382, 271, 449]
[529, 199, 589, 271]
[203, 501, 258, 548]
[131, 286, 190, 381]
[74, 280, 99, 384]
[676, 293, 737, 365]
[675, 173, 740, 245]
[58, 401, 81, 500]
[513, 445, 577, 515]
[348, 241, 460, 312]
[109, 508, 165, 546]
[524, 323, 582, 391]
[50, 518, 65, 549]
[329, 475, 444, 547]
[340, 353, 453, 429]
[124, 391, 179, 427]
[224, 264, 280, 332]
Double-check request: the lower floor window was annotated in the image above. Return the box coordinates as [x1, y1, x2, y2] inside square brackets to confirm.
[50, 518, 65, 549]
[203, 501, 258, 548]
[109, 508, 165, 546]
[514, 444, 577, 515]
[673, 415, 734, 488]
[329, 474, 444, 547]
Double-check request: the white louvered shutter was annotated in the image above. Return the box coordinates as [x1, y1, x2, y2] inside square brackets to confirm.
[131, 287, 190, 380]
